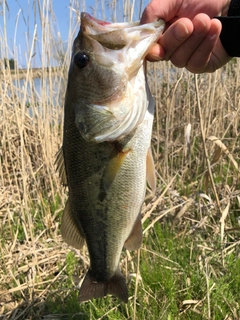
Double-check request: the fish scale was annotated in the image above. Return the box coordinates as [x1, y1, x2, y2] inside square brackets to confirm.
[56, 12, 165, 303]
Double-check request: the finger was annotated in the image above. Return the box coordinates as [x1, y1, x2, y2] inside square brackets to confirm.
[205, 40, 232, 73]
[186, 19, 223, 73]
[157, 18, 194, 60]
[140, 0, 181, 24]
[169, 14, 212, 67]
[146, 43, 165, 61]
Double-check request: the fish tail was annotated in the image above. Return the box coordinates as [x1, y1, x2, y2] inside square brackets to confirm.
[79, 270, 128, 303]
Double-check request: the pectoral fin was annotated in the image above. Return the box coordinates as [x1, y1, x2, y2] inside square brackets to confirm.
[61, 199, 85, 250]
[103, 144, 131, 192]
[55, 147, 67, 186]
[124, 213, 143, 250]
[146, 147, 156, 193]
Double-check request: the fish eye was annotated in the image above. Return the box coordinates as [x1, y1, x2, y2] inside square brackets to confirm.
[74, 52, 90, 69]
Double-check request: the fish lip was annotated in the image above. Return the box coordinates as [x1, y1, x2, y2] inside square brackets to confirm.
[81, 12, 137, 29]
[80, 12, 165, 75]
[78, 13, 165, 106]
[81, 12, 112, 27]
[80, 11, 165, 33]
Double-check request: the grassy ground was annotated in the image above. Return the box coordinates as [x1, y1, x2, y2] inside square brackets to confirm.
[1, 1, 240, 319]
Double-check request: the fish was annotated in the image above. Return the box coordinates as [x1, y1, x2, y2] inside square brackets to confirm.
[56, 12, 165, 303]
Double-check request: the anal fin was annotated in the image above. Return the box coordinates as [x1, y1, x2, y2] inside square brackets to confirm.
[146, 147, 156, 193]
[61, 199, 85, 250]
[124, 213, 143, 250]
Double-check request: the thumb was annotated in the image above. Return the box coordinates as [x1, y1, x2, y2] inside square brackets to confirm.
[140, 0, 180, 24]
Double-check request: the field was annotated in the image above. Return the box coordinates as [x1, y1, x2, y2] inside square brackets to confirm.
[0, 1, 240, 319]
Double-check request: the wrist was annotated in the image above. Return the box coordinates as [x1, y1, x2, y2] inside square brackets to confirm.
[223, 0, 240, 16]
[221, 0, 232, 16]
[215, 0, 240, 57]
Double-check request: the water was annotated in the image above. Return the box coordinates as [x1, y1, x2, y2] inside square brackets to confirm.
[10, 75, 66, 120]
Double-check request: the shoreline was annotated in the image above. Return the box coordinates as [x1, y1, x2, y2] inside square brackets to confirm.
[0, 67, 62, 80]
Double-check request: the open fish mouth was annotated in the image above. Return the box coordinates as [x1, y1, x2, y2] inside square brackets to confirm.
[71, 13, 165, 142]
[80, 12, 164, 52]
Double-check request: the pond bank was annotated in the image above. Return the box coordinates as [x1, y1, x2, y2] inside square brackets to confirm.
[1, 67, 62, 80]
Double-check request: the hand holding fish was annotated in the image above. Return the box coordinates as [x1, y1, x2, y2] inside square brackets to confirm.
[141, 0, 232, 73]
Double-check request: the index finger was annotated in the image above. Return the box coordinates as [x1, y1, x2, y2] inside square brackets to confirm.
[146, 18, 193, 62]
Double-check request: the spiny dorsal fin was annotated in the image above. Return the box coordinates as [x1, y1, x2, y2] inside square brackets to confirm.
[61, 199, 85, 250]
[146, 147, 156, 193]
[79, 268, 128, 303]
[124, 213, 143, 250]
[55, 147, 67, 186]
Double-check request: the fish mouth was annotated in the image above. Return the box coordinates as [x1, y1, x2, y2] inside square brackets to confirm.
[78, 12, 165, 104]
[73, 13, 165, 142]
[80, 12, 165, 59]
[81, 13, 112, 26]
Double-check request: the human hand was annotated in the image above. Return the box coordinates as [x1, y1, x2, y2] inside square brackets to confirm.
[141, 0, 232, 73]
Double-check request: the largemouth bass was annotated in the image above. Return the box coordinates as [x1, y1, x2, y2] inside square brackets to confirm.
[56, 12, 164, 303]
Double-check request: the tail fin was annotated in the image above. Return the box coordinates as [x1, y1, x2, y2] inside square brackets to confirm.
[79, 270, 128, 303]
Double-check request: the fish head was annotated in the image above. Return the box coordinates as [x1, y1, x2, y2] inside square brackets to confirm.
[66, 12, 165, 142]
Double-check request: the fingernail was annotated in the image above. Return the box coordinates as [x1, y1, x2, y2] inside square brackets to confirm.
[194, 20, 207, 36]
[148, 54, 163, 61]
[174, 22, 189, 40]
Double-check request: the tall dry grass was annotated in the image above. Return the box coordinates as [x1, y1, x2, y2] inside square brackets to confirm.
[0, 1, 78, 317]
[0, 0, 240, 319]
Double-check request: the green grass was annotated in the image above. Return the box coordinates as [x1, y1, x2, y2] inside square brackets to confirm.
[1, 200, 240, 319]
[31, 222, 239, 320]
